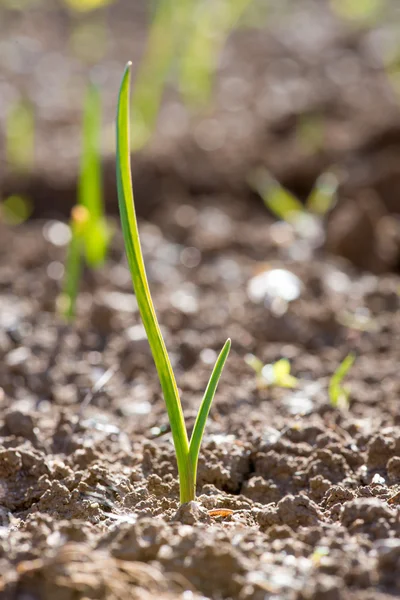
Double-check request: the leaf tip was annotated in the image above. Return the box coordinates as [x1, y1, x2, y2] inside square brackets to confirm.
[120, 61, 132, 92]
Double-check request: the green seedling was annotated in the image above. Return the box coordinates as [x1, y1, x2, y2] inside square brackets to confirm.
[245, 354, 298, 389]
[307, 172, 340, 216]
[130, 0, 175, 150]
[180, 0, 253, 108]
[6, 98, 34, 172]
[311, 546, 330, 565]
[131, 0, 196, 150]
[117, 62, 230, 504]
[249, 168, 338, 226]
[78, 83, 109, 268]
[329, 353, 355, 409]
[0, 195, 33, 225]
[61, 83, 110, 320]
[61, 206, 87, 320]
[250, 170, 304, 225]
[130, 0, 256, 149]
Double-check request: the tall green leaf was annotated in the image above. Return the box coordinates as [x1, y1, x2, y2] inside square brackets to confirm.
[117, 62, 230, 504]
[116, 62, 192, 502]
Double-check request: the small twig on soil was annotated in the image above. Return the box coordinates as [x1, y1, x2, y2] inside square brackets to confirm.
[79, 365, 118, 415]
[207, 508, 250, 519]
[62, 365, 117, 452]
[208, 508, 235, 517]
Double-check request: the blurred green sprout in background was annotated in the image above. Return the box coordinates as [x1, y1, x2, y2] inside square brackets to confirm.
[179, 0, 253, 108]
[130, 0, 189, 150]
[77, 84, 110, 268]
[3, 0, 400, 164]
[6, 98, 35, 173]
[246, 352, 356, 412]
[0, 195, 33, 226]
[329, 353, 355, 409]
[60, 83, 111, 320]
[131, 0, 254, 150]
[249, 168, 339, 241]
[245, 354, 298, 389]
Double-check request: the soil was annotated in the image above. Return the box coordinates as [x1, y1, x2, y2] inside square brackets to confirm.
[1, 1, 400, 599]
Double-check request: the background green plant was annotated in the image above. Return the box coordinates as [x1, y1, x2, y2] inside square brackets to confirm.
[6, 98, 35, 173]
[61, 83, 110, 320]
[245, 354, 298, 389]
[329, 353, 355, 409]
[131, 0, 254, 149]
[249, 169, 339, 226]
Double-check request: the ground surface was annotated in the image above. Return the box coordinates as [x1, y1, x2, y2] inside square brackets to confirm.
[1, 1, 400, 599]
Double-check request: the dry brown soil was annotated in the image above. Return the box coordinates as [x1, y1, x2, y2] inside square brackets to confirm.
[0, 1, 400, 599]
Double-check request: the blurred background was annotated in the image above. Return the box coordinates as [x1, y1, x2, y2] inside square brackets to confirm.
[2, 5, 400, 598]
[1, 0, 400, 272]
